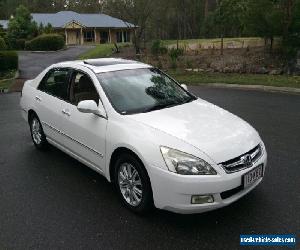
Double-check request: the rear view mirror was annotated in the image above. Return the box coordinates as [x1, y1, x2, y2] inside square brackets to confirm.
[77, 100, 106, 118]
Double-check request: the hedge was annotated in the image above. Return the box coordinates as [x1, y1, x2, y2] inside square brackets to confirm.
[0, 37, 7, 50]
[25, 34, 65, 51]
[0, 51, 18, 71]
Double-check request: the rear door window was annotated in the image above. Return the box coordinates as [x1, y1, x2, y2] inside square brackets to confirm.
[38, 68, 71, 100]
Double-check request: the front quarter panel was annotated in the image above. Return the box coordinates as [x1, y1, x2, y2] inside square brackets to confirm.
[105, 116, 220, 182]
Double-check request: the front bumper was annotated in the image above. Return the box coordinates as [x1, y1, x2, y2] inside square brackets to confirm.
[148, 151, 267, 214]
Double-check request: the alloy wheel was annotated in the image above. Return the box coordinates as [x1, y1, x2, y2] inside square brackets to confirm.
[31, 118, 42, 145]
[118, 162, 143, 207]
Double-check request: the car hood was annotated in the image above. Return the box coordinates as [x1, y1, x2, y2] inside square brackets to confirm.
[129, 99, 261, 163]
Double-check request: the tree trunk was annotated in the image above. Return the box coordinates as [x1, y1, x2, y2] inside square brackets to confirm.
[177, 7, 180, 50]
[283, 0, 295, 42]
[133, 29, 141, 54]
[264, 37, 268, 50]
[270, 37, 274, 53]
[220, 35, 224, 56]
[204, 0, 209, 18]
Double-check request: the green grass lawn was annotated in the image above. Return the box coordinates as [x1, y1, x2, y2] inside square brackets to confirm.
[0, 70, 17, 90]
[162, 37, 280, 48]
[0, 78, 15, 90]
[78, 43, 131, 59]
[163, 37, 261, 45]
[168, 70, 300, 89]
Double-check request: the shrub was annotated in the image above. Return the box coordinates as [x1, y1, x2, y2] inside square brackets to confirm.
[156, 60, 163, 69]
[151, 40, 168, 55]
[159, 46, 168, 55]
[186, 59, 193, 69]
[151, 40, 161, 55]
[0, 37, 7, 50]
[168, 48, 184, 62]
[170, 60, 177, 69]
[25, 34, 65, 51]
[15, 39, 26, 50]
[0, 51, 18, 71]
[0, 31, 6, 38]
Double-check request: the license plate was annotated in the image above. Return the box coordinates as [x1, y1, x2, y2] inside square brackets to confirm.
[243, 164, 263, 188]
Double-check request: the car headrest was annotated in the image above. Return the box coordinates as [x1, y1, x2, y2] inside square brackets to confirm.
[78, 75, 93, 92]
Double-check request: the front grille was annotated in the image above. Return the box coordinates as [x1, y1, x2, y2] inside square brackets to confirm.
[220, 144, 263, 173]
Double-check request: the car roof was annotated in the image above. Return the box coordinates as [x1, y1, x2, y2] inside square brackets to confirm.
[53, 58, 152, 73]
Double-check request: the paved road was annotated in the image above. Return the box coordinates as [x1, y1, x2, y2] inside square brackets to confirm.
[0, 87, 299, 250]
[18, 46, 94, 79]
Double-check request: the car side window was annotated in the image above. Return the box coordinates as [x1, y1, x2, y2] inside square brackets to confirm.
[38, 68, 70, 100]
[69, 71, 99, 106]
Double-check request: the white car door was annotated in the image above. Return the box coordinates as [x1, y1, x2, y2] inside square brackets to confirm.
[35, 68, 71, 145]
[60, 69, 107, 172]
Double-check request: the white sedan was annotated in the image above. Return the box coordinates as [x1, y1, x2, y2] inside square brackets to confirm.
[20, 58, 267, 214]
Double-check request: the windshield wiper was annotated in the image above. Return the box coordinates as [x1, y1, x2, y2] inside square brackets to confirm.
[143, 102, 179, 112]
[183, 96, 196, 104]
[143, 97, 196, 113]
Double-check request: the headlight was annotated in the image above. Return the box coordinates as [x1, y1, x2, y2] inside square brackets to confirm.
[160, 146, 217, 175]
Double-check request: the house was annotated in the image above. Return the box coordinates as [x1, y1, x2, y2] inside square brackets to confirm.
[0, 11, 135, 45]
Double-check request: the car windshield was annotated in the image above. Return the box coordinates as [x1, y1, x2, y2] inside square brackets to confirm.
[97, 68, 196, 115]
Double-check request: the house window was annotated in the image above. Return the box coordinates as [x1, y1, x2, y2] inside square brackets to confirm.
[100, 31, 109, 43]
[123, 31, 130, 42]
[84, 30, 94, 42]
[116, 31, 123, 43]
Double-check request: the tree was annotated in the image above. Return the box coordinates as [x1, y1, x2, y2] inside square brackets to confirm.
[44, 23, 53, 34]
[38, 22, 53, 35]
[202, 0, 246, 54]
[65, 0, 103, 12]
[282, 0, 300, 62]
[0, 23, 4, 35]
[243, 0, 284, 51]
[103, 0, 156, 54]
[0, 0, 5, 19]
[7, 5, 38, 48]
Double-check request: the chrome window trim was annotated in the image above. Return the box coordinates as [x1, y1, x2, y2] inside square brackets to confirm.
[42, 122, 104, 158]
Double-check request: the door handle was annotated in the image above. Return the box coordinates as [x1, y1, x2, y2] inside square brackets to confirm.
[62, 109, 71, 117]
[35, 96, 42, 102]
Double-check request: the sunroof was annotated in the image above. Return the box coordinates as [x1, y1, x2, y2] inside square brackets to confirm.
[83, 59, 136, 67]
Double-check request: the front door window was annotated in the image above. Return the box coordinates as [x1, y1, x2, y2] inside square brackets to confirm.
[69, 71, 99, 105]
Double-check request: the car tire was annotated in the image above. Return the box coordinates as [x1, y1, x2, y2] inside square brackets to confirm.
[114, 153, 153, 214]
[29, 114, 48, 150]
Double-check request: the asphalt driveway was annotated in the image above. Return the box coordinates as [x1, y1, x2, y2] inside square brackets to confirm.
[0, 87, 299, 249]
[18, 46, 94, 79]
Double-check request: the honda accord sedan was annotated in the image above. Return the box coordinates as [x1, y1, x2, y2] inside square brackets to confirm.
[20, 58, 267, 214]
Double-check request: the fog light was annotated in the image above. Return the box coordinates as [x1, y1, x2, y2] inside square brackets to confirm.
[191, 195, 214, 204]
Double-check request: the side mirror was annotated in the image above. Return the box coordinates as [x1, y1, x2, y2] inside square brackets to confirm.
[181, 84, 188, 91]
[77, 100, 106, 118]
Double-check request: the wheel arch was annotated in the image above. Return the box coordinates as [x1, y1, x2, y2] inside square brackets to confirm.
[28, 109, 38, 123]
[108, 146, 148, 183]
